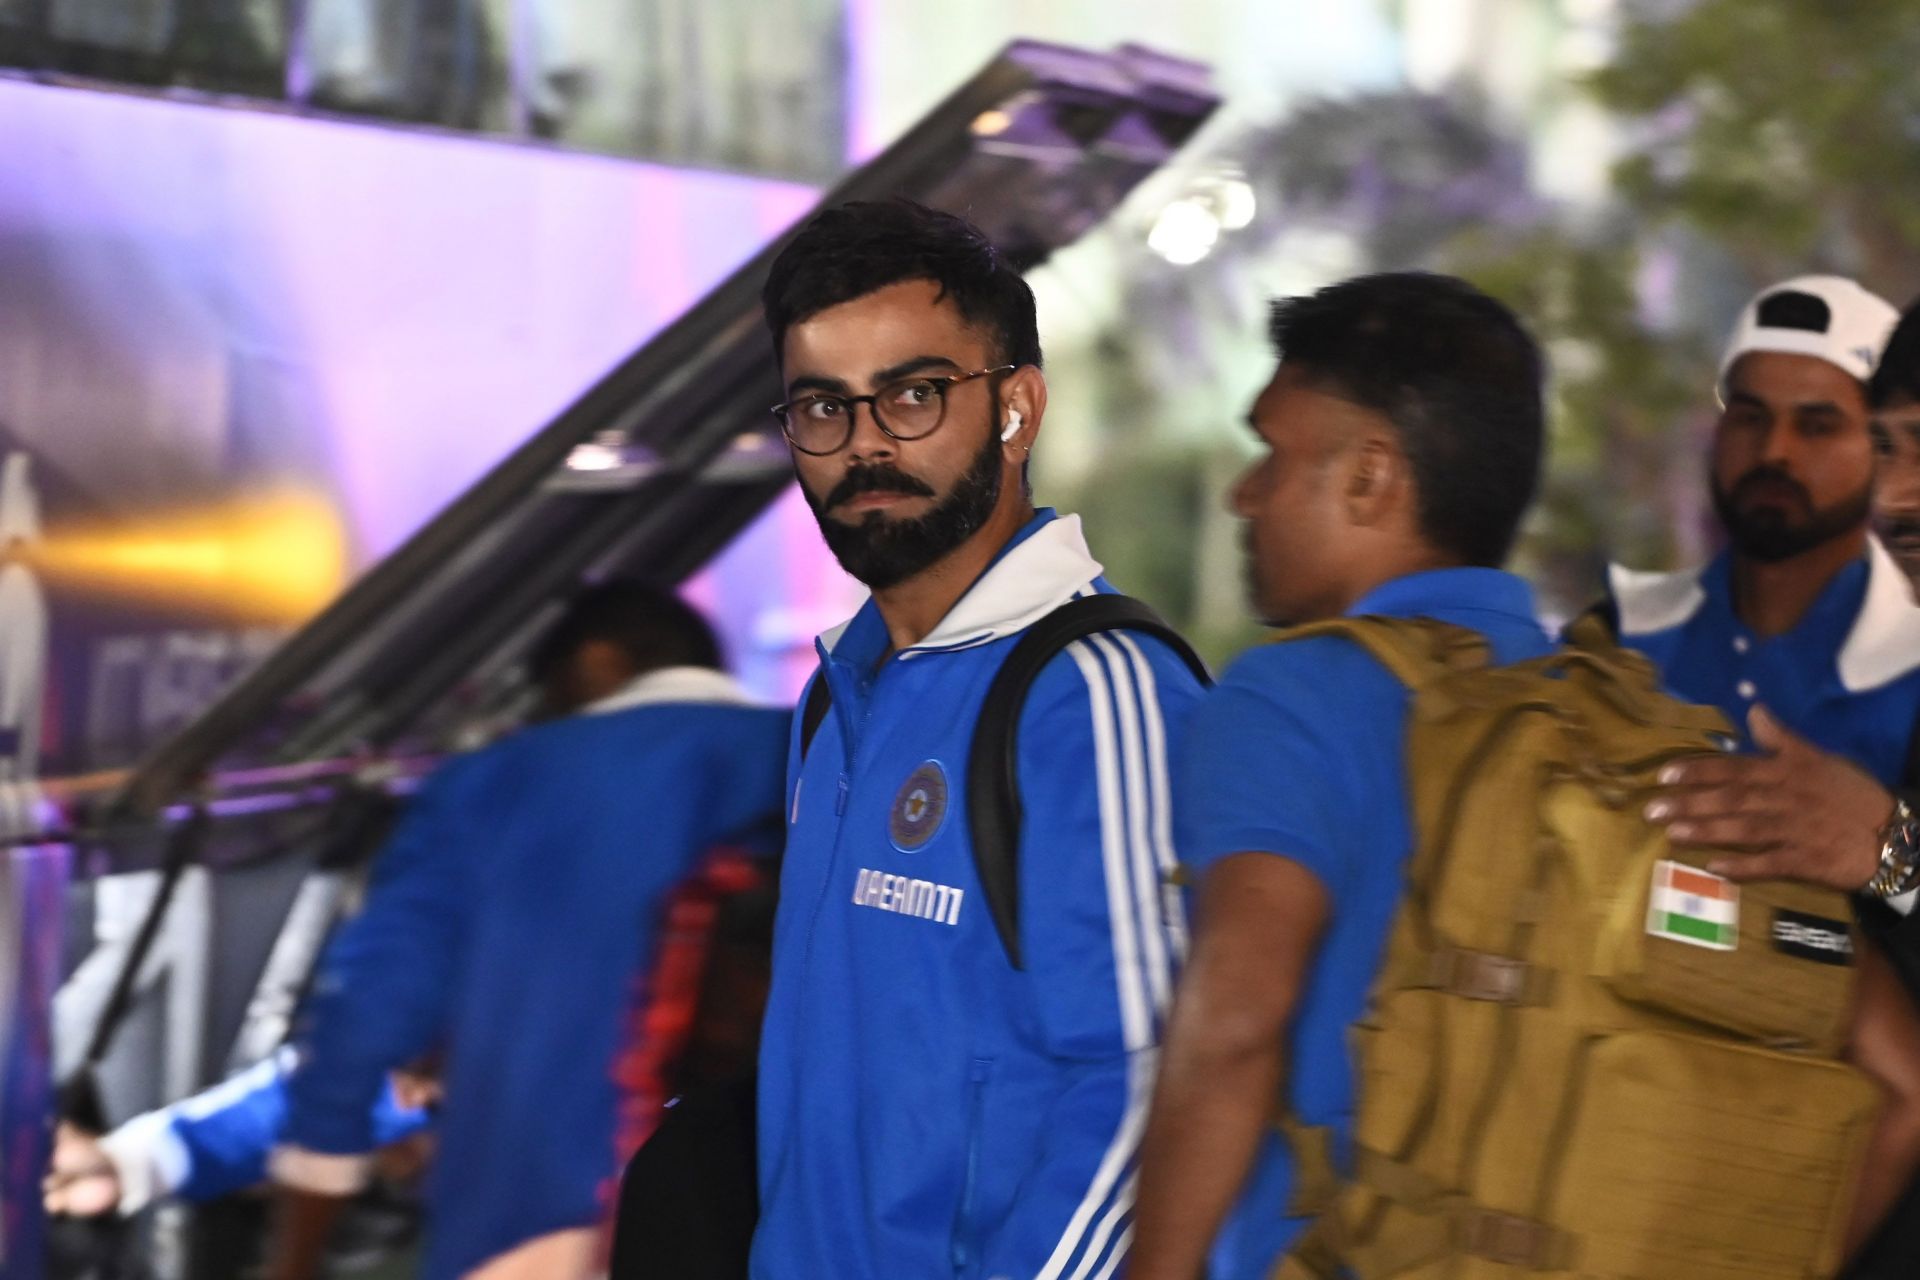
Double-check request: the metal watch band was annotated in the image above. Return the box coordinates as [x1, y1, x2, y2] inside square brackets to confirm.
[1866, 798, 1920, 900]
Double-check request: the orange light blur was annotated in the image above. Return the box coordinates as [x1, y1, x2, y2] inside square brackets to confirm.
[30, 490, 349, 621]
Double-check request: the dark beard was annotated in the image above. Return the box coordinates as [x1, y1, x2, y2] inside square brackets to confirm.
[804, 430, 1004, 590]
[1711, 465, 1871, 564]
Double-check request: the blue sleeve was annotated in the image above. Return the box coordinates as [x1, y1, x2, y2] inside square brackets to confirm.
[977, 632, 1205, 1277]
[169, 1053, 429, 1201]
[169, 1053, 291, 1201]
[280, 756, 484, 1157]
[1175, 640, 1397, 907]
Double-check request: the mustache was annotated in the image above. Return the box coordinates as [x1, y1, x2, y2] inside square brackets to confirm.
[824, 464, 936, 511]
[1729, 464, 1811, 507]
[1881, 516, 1920, 543]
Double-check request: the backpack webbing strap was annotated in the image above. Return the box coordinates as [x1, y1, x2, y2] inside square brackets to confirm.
[1274, 1148, 1577, 1279]
[1276, 1116, 1342, 1217]
[1272, 617, 1489, 692]
[968, 594, 1211, 968]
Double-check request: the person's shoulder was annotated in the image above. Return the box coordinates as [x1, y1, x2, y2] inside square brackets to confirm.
[414, 737, 512, 798]
[1019, 626, 1208, 728]
[1866, 662, 1920, 721]
[555, 698, 787, 742]
[1016, 584, 1210, 702]
[1174, 632, 1417, 771]
[1216, 630, 1408, 706]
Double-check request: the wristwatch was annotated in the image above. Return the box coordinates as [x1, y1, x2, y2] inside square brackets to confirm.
[1865, 797, 1920, 900]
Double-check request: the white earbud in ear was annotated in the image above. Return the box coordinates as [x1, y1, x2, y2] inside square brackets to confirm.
[1000, 409, 1024, 443]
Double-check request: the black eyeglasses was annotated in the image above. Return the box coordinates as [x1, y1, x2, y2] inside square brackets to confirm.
[771, 365, 1015, 457]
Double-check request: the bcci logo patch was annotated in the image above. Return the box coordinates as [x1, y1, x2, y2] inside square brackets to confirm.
[889, 761, 949, 852]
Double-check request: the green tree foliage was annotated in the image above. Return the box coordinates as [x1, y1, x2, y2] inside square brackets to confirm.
[1051, 2, 1920, 641]
[1593, 0, 1920, 299]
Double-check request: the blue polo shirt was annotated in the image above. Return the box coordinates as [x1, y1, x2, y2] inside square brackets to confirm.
[1177, 568, 1553, 1279]
[1611, 548, 1920, 788]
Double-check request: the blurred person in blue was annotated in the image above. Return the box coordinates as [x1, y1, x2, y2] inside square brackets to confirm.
[1868, 298, 1920, 597]
[1126, 273, 1920, 1279]
[751, 200, 1208, 1280]
[253, 581, 789, 1280]
[1613, 279, 1920, 965]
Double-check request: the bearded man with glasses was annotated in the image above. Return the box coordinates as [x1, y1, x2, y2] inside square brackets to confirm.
[749, 200, 1208, 1280]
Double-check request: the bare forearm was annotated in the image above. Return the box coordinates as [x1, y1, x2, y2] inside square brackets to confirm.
[266, 1187, 346, 1280]
[1130, 1031, 1286, 1280]
[1842, 940, 1920, 1262]
[1132, 853, 1330, 1279]
[1847, 1096, 1920, 1261]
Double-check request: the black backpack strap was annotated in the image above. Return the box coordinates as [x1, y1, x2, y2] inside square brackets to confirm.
[61, 806, 213, 1130]
[798, 672, 832, 759]
[968, 594, 1212, 969]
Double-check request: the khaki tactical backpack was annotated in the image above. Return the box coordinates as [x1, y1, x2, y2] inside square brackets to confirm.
[1273, 617, 1878, 1280]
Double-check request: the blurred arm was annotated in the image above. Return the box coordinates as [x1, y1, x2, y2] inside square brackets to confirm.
[1130, 853, 1328, 1280]
[1845, 938, 1920, 1260]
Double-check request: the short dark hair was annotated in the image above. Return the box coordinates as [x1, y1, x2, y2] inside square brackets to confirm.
[1869, 298, 1920, 409]
[527, 581, 722, 683]
[761, 199, 1042, 371]
[1267, 271, 1544, 566]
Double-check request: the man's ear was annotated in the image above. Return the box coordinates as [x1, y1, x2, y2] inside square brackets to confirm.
[1000, 367, 1048, 456]
[1342, 435, 1404, 527]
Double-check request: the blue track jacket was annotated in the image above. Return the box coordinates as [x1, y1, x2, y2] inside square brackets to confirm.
[272, 669, 789, 1280]
[754, 511, 1207, 1280]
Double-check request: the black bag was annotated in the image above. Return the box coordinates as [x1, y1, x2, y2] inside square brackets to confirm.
[609, 1076, 760, 1280]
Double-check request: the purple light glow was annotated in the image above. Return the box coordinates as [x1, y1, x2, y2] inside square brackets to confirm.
[0, 76, 855, 702]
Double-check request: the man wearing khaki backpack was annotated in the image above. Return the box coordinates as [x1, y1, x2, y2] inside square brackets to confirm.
[1129, 272, 1920, 1280]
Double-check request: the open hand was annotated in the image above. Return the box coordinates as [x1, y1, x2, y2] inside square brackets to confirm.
[1644, 705, 1893, 891]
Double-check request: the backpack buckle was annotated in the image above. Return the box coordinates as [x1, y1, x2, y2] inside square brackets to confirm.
[1463, 1208, 1570, 1269]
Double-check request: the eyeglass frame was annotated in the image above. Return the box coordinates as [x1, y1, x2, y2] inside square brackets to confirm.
[770, 364, 1017, 457]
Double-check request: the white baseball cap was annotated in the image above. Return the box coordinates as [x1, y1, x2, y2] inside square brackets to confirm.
[1719, 274, 1899, 392]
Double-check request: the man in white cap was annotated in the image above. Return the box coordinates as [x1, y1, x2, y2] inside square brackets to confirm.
[1609, 275, 1920, 1273]
[1611, 276, 1919, 897]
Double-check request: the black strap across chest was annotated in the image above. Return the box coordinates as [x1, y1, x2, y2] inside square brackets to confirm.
[799, 594, 1211, 968]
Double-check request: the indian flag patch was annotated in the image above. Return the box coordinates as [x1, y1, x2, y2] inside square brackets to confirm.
[1646, 860, 1739, 951]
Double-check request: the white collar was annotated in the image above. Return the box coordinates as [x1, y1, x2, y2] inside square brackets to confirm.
[1840, 536, 1920, 691]
[1607, 561, 1708, 638]
[820, 514, 1105, 659]
[1609, 536, 1920, 692]
[583, 666, 757, 715]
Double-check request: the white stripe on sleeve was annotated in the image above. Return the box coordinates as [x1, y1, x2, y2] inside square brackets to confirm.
[1087, 633, 1174, 1017]
[1114, 632, 1190, 962]
[1038, 635, 1175, 1279]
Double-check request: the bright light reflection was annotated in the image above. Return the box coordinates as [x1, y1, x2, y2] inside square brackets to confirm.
[31, 490, 348, 621]
[1147, 198, 1222, 266]
[1216, 177, 1257, 230]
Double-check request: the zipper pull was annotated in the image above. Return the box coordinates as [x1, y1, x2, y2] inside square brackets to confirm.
[835, 773, 850, 816]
